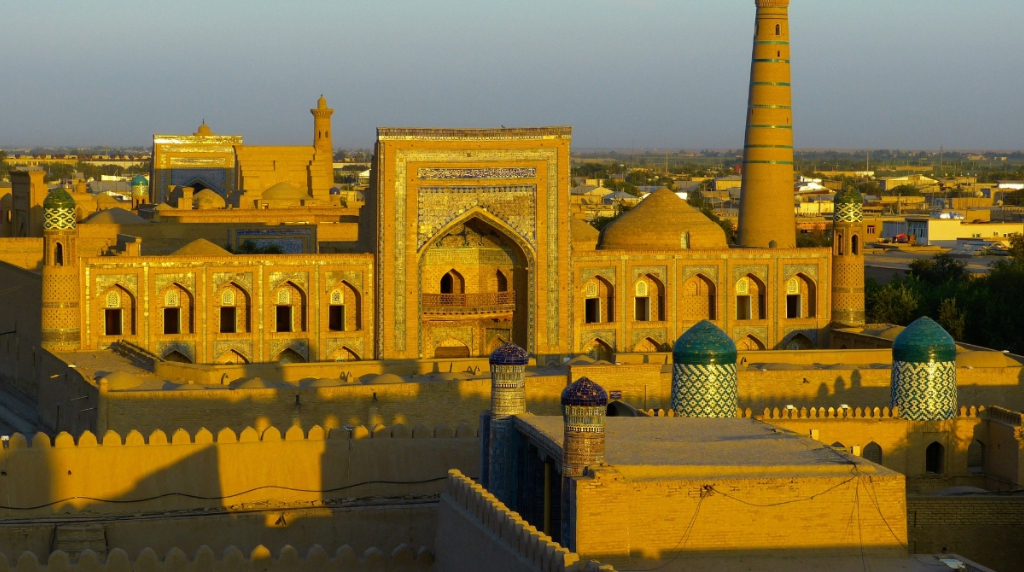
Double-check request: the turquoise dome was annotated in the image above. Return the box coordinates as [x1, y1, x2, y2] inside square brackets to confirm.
[43, 187, 76, 210]
[833, 186, 864, 205]
[892, 317, 956, 363]
[673, 321, 737, 366]
[131, 175, 149, 187]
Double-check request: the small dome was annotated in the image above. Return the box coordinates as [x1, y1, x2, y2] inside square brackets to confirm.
[100, 371, 143, 391]
[673, 321, 737, 366]
[44, 187, 76, 210]
[571, 217, 600, 246]
[892, 317, 956, 363]
[565, 355, 595, 366]
[232, 377, 272, 389]
[598, 189, 727, 250]
[261, 182, 311, 201]
[194, 123, 213, 136]
[308, 377, 344, 387]
[172, 238, 232, 257]
[82, 207, 147, 225]
[366, 373, 406, 385]
[130, 175, 149, 187]
[490, 342, 529, 366]
[834, 187, 864, 205]
[193, 189, 226, 210]
[561, 377, 608, 407]
[329, 187, 342, 195]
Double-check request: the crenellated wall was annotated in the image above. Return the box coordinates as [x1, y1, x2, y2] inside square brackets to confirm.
[433, 470, 614, 572]
[0, 423, 478, 517]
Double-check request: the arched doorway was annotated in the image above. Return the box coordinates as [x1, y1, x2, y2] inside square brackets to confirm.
[420, 214, 533, 357]
[434, 337, 471, 359]
[581, 338, 614, 362]
[737, 335, 766, 351]
[784, 334, 815, 350]
[326, 346, 360, 362]
[682, 274, 715, 321]
[632, 337, 661, 353]
[926, 442, 945, 474]
[215, 349, 249, 364]
[163, 350, 192, 364]
[275, 348, 306, 364]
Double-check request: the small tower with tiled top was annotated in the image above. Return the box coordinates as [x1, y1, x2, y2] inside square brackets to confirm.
[130, 175, 149, 208]
[831, 186, 866, 328]
[561, 376, 607, 550]
[889, 317, 957, 421]
[672, 320, 739, 418]
[41, 183, 81, 351]
[485, 342, 529, 505]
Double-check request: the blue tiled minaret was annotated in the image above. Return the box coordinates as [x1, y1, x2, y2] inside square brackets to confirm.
[561, 377, 608, 550]
[889, 317, 958, 421]
[672, 321, 739, 418]
[484, 342, 529, 505]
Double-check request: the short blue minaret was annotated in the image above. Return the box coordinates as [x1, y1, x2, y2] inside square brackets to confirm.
[889, 317, 958, 421]
[672, 320, 739, 418]
[484, 342, 529, 506]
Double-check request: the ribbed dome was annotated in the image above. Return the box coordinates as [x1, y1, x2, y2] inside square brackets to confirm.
[598, 189, 727, 250]
[892, 317, 956, 363]
[490, 342, 529, 366]
[561, 377, 608, 407]
[44, 187, 76, 210]
[834, 187, 864, 205]
[673, 321, 737, 366]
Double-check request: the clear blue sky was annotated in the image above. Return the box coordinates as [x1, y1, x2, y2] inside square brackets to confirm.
[1, 0, 1021, 150]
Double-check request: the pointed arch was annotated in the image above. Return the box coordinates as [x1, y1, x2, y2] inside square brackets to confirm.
[736, 335, 766, 351]
[735, 274, 767, 321]
[326, 346, 360, 362]
[218, 282, 251, 334]
[159, 283, 194, 335]
[926, 442, 945, 474]
[275, 348, 306, 364]
[163, 350, 192, 364]
[273, 281, 306, 333]
[486, 335, 507, 355]
[682, 273, 716, 321]
[54, 242, 64, 266]
[99, 284, 136, 337]
[785, 273, 817, 319]
[783, 333, 815, 351]
[328, 280, 362, 332]
[496, 269, 509, 292]
[632, 337, 661, 353]
[863, 442, 882, 465]
[440, 269, 465, 295]
[215, 349, 249, 365]
[582, 275, 614, 324]
[434, 337, 470, 359]
[417, 206, 537, 262]
[634, 274, 665, 322]
[581, 338, 614, 362]
[967, 440, 985, 472]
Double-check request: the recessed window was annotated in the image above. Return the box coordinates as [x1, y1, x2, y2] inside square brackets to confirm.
[329, 305, 345, 332]
[775, 24, 781, 35]
[925, 442, 945, 474]
[737, 295, 752, 321]
[852, 235, 860, 255]
[867, 225, 876, 234]
[163, 308, 181, 335]
[54, 243, 64, 266]
[220, 307, 237, 334]
[105, 309, 122, 336]
[585, 298, 601, 324]
[786, 295, 801, 319]
[276, 306, 293, 333]
[634, 297, 651, 322]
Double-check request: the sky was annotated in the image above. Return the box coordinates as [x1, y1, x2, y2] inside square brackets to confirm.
[1, 0, 1022, 151]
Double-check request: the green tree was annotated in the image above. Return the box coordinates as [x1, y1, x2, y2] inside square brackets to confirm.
[908, 253, 968, 286]
[1006, 233, 1024, 261]
[937, 298, 966, 341]
[889, 183, 921, 197]
[796, 226, 833, 248]
[866, 281, 919, 325]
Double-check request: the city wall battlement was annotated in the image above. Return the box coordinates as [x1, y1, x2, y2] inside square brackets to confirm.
[0, 544, 433, 572]
[0, 424, 479, 517]
[433, 470, 614, 572]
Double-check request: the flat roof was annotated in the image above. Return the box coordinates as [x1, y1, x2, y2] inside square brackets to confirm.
[514, 415, 900, 481]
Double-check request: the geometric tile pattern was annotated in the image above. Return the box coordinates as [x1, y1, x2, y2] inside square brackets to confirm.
[672, 363, 739, 418]
[834, 202, 863, 224]
[43, 206, 76, 231]
[889, 360, 957, 421]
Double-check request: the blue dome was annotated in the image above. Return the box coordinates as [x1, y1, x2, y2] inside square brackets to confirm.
[673, 321, 737, 366]
[892, 317, 956, 363]
[561, 377, 608, 407]
[329, 187, 342, 195]
[131, 175, 149, 187]
[490, 342, 529, 366]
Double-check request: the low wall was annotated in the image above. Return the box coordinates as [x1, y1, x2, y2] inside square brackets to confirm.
[0, 423, 478, 517]
[0, 544, 433, 572]
[433, 470, 612, 572]
[907, 496, 1024, 572]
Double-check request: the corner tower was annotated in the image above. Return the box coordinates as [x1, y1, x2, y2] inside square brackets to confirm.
[41, 184, 81, 351]
[831, 187, 866, 328]
[561, 376, 607, 550]
[485, 342, 529, 505]
[310, 95, 335, 201]
[737, 0, 796, 248]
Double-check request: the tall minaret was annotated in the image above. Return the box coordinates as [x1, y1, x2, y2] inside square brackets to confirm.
[831, 187, 866, 329]
[310, 95, 335, 201]
[41, 183, 81, 351]
[737, 0, 797, 249]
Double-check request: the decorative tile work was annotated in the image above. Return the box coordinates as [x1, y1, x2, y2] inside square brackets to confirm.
[682, 265, 718, 284]
[631, 328, 668, 347]
[269, 339, 309, 361]
[417, 167, 537, 180]
[732, 265, 768, 285]
[631, 265, 668, 285]
[430, 326, 474, 351]
[324, 337, 364, 360]
[422, 247, 515, 268]
[834, 202, 864, 224]
[213, 340, 253, 362]
[732, 325, 768, 344]
[234, 228, 313, 255]
[672, 363, 739, 418]
[783, 264, 818, 282]
[212, 272, 254, 294]
[580, 329, 616, 350]
[890, 360, 957, 421]
[43, 206, 76, 231]
[580, 267, 616, 286]
[417, 185, 537, 250]
[154, 273, 195, 296]
[96, 274, 138, 296]
[269, 272, 308, 293]
[156, 341, 195, 363]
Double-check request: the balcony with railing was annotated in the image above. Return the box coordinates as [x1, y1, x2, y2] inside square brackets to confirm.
[423, 291, 516, 316]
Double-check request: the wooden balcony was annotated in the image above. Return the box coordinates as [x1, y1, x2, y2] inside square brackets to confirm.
[423, 291, 515, 316]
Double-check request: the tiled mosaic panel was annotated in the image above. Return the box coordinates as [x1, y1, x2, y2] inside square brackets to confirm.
[890, 360, 957, 421]
[672, 363, 739, 418]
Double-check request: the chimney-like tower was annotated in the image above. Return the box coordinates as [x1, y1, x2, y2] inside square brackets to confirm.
[672, 321, 739, 418]
[41, 183, 81, 351]
[737, 0, 796, 249]
[484, 342, 529, 506]
[889, 317, 957, 421]
[831, 187, 866, 328]
[560, 377, 607, 550]
[310, 95, 335, 201]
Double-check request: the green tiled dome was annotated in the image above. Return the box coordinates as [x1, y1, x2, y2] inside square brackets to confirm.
[892, 317, 956, 363]
[130, 175, 149, 187]
[833, 186, 864, 205]
[43, 187, 76, 210]
[672, 320, 737, 366]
